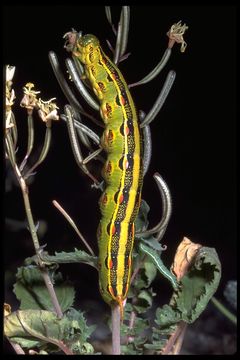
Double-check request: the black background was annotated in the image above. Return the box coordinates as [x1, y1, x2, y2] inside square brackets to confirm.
[3, 4, 236, 326]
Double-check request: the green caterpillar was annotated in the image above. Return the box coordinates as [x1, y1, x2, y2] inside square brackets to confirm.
[72, 34, 143, 318]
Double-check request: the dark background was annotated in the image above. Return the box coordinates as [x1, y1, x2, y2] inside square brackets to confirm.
[3, 5, 236, 353]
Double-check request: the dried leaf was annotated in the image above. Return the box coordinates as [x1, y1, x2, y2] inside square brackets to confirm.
[171, 237, 202, 280]
[4, 303, 11, 317]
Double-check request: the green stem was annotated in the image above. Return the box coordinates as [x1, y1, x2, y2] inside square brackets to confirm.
[211, 296, 237, 325]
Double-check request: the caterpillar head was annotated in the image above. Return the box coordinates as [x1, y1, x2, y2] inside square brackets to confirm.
[74, 34, 100, 64]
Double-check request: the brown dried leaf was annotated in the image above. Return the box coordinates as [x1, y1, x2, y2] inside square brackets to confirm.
[171, 237, 202, 280]
[4, 303, 11, 317]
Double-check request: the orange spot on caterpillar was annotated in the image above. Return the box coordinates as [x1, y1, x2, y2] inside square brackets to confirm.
[132, 223, 135, 236]
[125, 126, 130, 135]
[121, 95, 126, 105]
[111, 224, 116, 235]
[128, 256, 131, 267]
[109, 258, 113, 269]
[119, 193, 124, 204]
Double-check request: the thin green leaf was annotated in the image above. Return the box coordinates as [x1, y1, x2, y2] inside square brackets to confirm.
[140, 70, 176, 128]
[129, 48, 171, 89]
[119, 6, 130, 57]
[105, 6, 112, 26]
[65, 58, 99, 111]
[139, 243, 178, 290]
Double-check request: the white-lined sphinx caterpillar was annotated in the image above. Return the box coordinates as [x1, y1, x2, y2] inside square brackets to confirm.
[72, 34, 143, 318]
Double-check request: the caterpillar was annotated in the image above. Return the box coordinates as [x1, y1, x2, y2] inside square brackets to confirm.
[72, 34, 143, 318]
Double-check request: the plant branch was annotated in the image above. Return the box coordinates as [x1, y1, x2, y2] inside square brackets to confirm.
[161, 321, 187, 355]
[111, 305, 121, 354]
[7, 338, 25, 354]
[6, 135, 63, 319]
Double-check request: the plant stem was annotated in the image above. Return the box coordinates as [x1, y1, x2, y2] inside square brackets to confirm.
[7, 338, 25, 354]
[211, 296, 237, 325]
[6, 135, 63, 319]
[52, 200, 95, 256]
[111, 305, 121, 354]
[161, 321, 187, 355]
[16, 164, 63, 318]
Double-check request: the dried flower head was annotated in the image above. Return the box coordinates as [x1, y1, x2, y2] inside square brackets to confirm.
[4, 303, 11, 317]
[5, 65, 16, 130]
[167, 21, 188, 52]
[37, 98, 59, 123]
[20, 83, 40, 114]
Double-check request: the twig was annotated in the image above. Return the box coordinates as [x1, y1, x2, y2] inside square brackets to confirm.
[7, 338, 25, 354]
[52, 200, 95, 256]
[6, 133, 63, 319]
[171, 322, 187, 354]
[161, 321, 187, 354]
